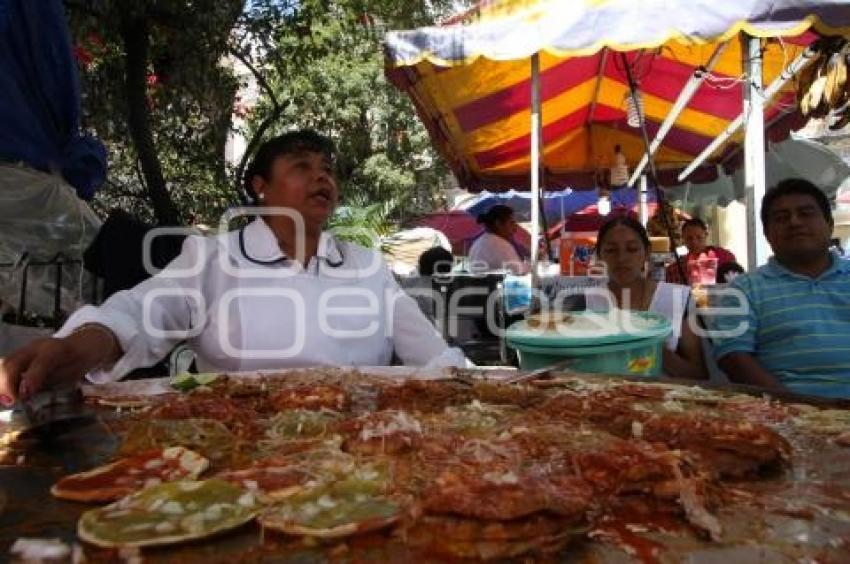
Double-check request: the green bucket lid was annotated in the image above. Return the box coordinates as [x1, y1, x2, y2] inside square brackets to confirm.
[506, 309, 672, 348]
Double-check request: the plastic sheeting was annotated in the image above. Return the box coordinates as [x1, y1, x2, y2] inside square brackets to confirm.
[387, 0, 850, 66]
[0, 164, 100, 320]
[662, 138, 850, 206]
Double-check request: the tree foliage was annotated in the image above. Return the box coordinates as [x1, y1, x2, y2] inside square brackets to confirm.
[67, 0, 467, 227]
[233, 0, 465, 227]
[68, 0, 246, 225]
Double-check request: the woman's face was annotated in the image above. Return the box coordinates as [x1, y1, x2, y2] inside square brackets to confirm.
[252, 151, 338, 231]
[493, 214, 518, 240]
[598, 224, 648, 285]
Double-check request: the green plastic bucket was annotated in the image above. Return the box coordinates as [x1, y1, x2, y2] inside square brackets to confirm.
[505, 310, 672, 376]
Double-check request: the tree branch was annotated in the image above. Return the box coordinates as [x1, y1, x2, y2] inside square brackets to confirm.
[120, 15, 181, 225]
[103, 179, 146, 201]
[228, 45, 281, 110]
[233, 103, 287, 200]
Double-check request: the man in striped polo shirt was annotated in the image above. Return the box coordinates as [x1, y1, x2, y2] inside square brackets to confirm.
[713, 178, 850, 398]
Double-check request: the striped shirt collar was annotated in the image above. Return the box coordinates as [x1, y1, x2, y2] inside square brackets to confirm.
[762, 251, 850, 281]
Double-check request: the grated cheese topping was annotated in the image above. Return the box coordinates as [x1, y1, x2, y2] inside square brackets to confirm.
[359, 410, 422, 442]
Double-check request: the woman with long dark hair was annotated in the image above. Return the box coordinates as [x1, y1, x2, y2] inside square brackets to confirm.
[589, 216, 707, 379]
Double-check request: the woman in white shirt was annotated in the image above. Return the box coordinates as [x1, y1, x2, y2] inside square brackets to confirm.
[0, 130, 465, 404]
[467, 205, 528, 274]
[587, 216, 707, 379]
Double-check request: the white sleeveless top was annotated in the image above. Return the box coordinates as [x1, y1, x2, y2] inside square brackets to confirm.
[585, 281, 691, 352]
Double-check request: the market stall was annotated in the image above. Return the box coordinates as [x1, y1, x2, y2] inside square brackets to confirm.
[3, 368, 850, 561]
[4, 2, 850, 561]
[384, 0, 850, 272]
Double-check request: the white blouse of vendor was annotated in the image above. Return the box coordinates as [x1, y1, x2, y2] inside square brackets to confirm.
[56, 218, 467, 382]
[467, 232, 529, 275]
[584, 281, 690, 352]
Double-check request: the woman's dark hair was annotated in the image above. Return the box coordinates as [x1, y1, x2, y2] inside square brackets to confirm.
[476, 204, 514, 231]
[597, 215, 651, 253]
[418, 246, 454, 276]
[761, 178, 832, 228]
[681, 217, 708, 232]
[717, 261, 745, 283]
[243, 129, 336, 202]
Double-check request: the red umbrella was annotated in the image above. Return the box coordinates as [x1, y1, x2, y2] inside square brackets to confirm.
[413, 211, 531, 255]
[546, 206, 634, 240]
[546, 204, 689, 240]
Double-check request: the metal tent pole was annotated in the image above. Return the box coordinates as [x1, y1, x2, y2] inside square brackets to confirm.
[620, 52, 686, 282]
[678, 44, 819, 183]
[530, 53, 542, 287]
[628, 43, 728, 188]
[639, 175, 649, 225]
[742, 33, 770, 270]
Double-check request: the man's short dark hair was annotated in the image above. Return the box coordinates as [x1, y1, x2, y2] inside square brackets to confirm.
[418, 246, 454, 276]
[761, 178, 832, 228]
[681, 217, 708, 232]
[243, 129, 336, 202]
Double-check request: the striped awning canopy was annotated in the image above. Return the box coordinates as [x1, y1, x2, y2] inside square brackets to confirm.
[385, 0, 850, 192]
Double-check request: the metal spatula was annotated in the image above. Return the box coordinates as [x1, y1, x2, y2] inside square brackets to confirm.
[502, 358, 575, 384]
[15, 387, 95, 440]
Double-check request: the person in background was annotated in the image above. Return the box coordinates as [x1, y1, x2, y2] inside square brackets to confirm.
[468, 205, 529, 274]
[712, 178, 850, 398]
[418, 246, 454, 277]
[589, 216, 707, 379]
[678, 218, 737, 283]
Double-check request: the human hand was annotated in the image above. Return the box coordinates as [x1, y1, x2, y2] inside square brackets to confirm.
[0, 325, 121, 406]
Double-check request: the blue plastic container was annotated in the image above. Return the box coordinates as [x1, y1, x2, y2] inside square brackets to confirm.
[505, 310, 672, 376]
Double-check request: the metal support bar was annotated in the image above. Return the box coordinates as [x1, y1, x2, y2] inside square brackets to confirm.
[3, 254, 83, 325]
[628, 43, 727, 188]
[17, 261, 28, 325]
[639, 175, 649, 225]
[620, 53, 685, 282]
[586, 48, 609, 127]
[678, 43, 819, 182]
[586, 48, 609, 169]
[54, 254, 64, 329]
[530, 53, 542, 287]
[742, 34, 770, 269]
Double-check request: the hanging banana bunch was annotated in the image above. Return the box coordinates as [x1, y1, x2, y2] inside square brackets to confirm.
[798, 53, 820, 116]
[797, 37, 850, 130]
[827, 42, 850, 130]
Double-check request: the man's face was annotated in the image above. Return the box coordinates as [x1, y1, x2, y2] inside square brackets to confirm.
[253, 151, 338, 230]
[682, 225, 708, 255]
[764, 193, 833, 263]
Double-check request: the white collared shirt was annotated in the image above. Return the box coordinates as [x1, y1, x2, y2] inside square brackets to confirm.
[56, 219, 467, 381]
[468, 232, 529, 274]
